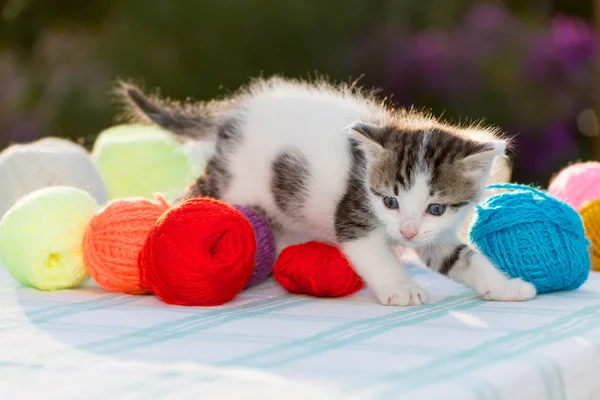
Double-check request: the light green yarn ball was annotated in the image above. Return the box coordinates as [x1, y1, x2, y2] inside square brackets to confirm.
[92, 125, 198, 201]
[0, 186, 99, 290]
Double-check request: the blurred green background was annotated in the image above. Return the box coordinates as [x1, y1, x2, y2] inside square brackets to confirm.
[0, 0, 596, 184]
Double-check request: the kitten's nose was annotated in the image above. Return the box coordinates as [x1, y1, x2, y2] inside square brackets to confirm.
[400, 227, 417, 240]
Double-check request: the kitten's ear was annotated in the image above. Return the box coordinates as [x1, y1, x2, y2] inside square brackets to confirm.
[461, 140, 507, 178]
[348, 122, 384, 157]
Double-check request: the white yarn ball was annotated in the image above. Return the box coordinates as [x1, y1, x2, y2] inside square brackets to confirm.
[0, 137, 108, 218]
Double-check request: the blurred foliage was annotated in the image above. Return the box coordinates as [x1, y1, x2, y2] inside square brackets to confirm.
[351, 3, 596, 183]
[0, 0, 596, 183]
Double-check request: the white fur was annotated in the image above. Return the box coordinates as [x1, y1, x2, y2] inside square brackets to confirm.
[342, 229, 426, 306]
[417, 241, 536, 302]
[224, 83, 374, 243]
[372, 172, 463, 247]
[452, 252, 536, 301]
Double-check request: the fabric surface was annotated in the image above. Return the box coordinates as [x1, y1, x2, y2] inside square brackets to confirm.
[2, 255, 600, 400]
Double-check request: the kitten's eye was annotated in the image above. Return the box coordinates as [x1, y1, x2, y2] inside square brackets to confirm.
[383, 197, 399, 210]
[427, 203, 447, 216]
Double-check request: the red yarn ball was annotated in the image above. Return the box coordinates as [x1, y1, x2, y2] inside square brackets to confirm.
[139, 197, 256, 306]
[273, 241, 364, 297]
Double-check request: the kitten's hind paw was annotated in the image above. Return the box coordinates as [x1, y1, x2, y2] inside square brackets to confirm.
[479, 278, 536, 302]
[374, 282, 427, 306]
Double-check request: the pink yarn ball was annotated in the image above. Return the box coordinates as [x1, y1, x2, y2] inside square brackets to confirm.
[548, 162, 600, 211]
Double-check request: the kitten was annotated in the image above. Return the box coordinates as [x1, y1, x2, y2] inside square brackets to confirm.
[118, 77, 536, 306]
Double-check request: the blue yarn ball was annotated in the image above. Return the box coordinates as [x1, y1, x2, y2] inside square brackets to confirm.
[469, 183, 590, 294]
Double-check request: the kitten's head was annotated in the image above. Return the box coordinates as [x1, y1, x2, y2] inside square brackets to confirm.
[350, 118, 507, 247]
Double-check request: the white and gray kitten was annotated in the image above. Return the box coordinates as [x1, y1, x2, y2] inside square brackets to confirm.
[119, 77, 536, 306]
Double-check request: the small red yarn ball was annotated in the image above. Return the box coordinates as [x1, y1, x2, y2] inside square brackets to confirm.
[273, 241, 364, 297]
[139, 197, 256, 306]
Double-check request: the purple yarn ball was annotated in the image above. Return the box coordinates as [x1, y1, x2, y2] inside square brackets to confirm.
[233, 205, 276, 287]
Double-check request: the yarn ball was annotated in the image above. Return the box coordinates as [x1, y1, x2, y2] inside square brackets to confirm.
[233, 205, 276, 287]
[139, 197, 256, 306]
[548, 162, 600, 211]
[579, 199, 600, 271]
[0, 186, 99, 290]
[83, 194, 170, 294]
[0, 137, 107, 218]
[469, 183, 590, 294]
[273, 241, 364, 297]
[92, 124, 197, 202]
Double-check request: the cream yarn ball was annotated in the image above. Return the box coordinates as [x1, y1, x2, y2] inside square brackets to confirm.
[0, 186, 99, 290]
[0, 137, 108, 218]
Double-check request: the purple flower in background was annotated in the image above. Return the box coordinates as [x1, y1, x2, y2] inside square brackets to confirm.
[547, 120, 577, 155]
[513, 121, 577, 174]
[514, 131, 550, 175]
[525, 34, 562, 81]
[463, 2, 510, 32]
[526, 15, 595, 83]
[412, 32, 453, 90]
[386, 35, 420, 105]
[551, 16, 595, 69]
[376, 1, 596, 182]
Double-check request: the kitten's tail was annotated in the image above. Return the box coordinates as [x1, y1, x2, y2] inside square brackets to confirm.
[115, 81, 218, 140]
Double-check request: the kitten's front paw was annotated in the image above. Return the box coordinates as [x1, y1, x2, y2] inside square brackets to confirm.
[374, 282, 427, 306]
[479, 278, 536, 302]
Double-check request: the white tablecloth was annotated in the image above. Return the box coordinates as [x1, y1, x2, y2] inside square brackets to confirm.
[1, 258, 600, 400]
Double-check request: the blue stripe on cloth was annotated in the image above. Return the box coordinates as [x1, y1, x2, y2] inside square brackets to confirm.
[80, 296, 314, 355]
[25, 294, 136, 322]
[473, 305, 569, 316]
[221, 295, 482, 367]
[526, 355, 566, 400]
[466, 377, 502, 400]
[364, 304, 600, 399]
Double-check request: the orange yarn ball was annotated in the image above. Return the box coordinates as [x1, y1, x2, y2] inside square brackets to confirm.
[83, 194, 170, 294]
[580, 199, 600, 271]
